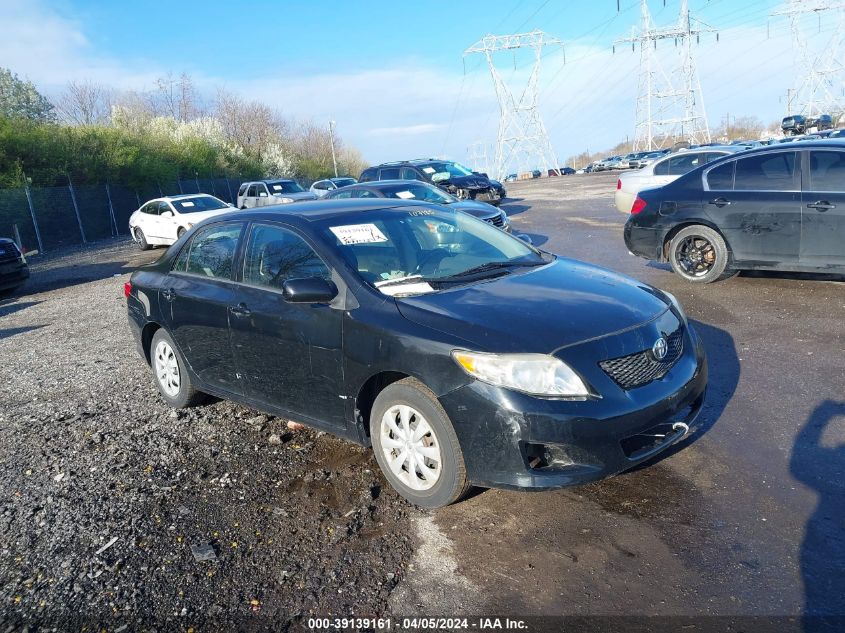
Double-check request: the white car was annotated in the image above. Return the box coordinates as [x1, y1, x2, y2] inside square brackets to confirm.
[129, 194, 234, 250]
[614, 147, 742, 214]
[309, 177, 358, 198]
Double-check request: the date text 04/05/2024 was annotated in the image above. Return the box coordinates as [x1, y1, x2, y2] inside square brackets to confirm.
[306, 617, 528, 630]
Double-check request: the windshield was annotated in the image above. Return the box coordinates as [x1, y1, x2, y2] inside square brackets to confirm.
[268, 180, 305, 194]
[318, 207, 545, 296]
[377, 183, 456, 204]
[171, 195, 229, 214]
[417, 161, 473, 183]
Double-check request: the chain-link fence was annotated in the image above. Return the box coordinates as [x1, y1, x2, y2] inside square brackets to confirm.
[0, 177, 250, 253]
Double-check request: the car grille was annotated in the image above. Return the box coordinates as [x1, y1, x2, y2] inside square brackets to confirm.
[474, 190, 499, 202]
[486, 213, 505, 228]
[599, 327, 684, 390]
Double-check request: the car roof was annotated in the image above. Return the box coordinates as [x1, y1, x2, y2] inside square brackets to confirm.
[148, 193, 217, 203]
[212, 198, 433, 224]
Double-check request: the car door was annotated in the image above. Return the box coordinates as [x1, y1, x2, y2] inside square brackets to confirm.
[703, 150, 801, 265]
[255, 183, 271, 207]
[158, 201, 179, 241]
[139, 202, 164, 239]
[229, 222, 345, 428]
[800, 149, 845, 267]
[241, 184, 259, 209]
[162, 221, 246, 395]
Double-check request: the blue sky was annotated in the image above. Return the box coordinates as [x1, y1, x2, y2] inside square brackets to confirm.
[3, 0, 832, 169]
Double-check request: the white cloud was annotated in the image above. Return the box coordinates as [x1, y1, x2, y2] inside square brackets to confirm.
[369, 123, 445, 136]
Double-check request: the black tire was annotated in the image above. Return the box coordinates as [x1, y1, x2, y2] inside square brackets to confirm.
[149, 329, 205, 408]
[667, 225, 733, 284]
[136, 228, 151, 251]
[370, 378, 471, 508]
[177, 227, 186, 239]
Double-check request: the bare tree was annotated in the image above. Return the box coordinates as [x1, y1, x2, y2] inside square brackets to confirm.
[54, 79, 113, 125]
[214, 89, 285, 158]
[150, 72, 202, 122]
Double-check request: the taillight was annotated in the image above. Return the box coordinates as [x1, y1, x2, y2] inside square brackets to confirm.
[616, 179, 622, 190]
[631, 197, 647, 214]
[124, 281, 132, 298]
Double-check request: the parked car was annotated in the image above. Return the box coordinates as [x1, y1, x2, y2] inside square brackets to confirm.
[614, 147, 743, 214]
[322, 180, 522, 238]
[809, 114, 834, 131]
[0, 238, 29, 295]
[782, 114, 808, 135]
[129, 194, 235, 250]
[594, 156, 621, 172]
[828, 128, 845, 139]
[237, 180, 318, 209]
[547, 166, 575, 176]
[360, 159, 505, 206]
[309, 177, 358, 198]
[629, 152, 665, 169]
[624, 140, 845, 283]
[127, 199, 707, 507]
[504, 174, 518, 182]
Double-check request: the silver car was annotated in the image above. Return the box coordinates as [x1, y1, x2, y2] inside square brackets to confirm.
[309, 177, 358, 198]
[236, 180, 318, 209]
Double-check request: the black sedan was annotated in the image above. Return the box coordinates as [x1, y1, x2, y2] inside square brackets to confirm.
[625, 140, 845, 283]
[323, 179, 514, 233]
[0, 238, 29, 295]
[127, 200, 707, 507]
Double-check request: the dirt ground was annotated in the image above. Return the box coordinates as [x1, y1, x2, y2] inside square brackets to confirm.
[1, 174, 843, 631]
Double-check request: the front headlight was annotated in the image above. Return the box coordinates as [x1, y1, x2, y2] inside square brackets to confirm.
[451, 351, 591, 398]
[662, 290, 688, 324]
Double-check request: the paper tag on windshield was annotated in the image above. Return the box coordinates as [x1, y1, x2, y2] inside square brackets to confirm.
[422, 167, 435, 174]
[394, 191, 415, 199]
[181, 201, 194, 207]
[272, 185, 282, 191]
[330, 223, 388, 245]
[378, 282, 434, 296]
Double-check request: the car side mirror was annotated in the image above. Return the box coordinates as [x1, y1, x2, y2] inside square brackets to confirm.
[161, 210, 174, 218]
[228, 203, 235, 208]
[282, 277, 338, 304]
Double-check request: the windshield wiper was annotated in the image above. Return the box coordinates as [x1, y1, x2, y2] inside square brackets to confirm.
[441, 259, 546, 280]
[375, 275, 434, 288]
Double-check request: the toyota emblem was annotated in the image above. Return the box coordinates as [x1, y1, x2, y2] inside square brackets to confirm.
[652, 337, 668, 361]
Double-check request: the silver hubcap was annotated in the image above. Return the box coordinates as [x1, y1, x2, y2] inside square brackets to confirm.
[154, 340, 181, 398]
[380, 404, 442, 491]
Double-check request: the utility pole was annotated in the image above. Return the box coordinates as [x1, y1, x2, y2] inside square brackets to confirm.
[464, 30, 564, 180]
[615, 0, 714, 151]
[328, 120, 339, 178]
[772, 1, 845, 121]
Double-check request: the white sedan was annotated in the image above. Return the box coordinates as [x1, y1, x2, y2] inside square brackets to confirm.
[129, 194, 235, 250]
[309, 177, 358, 198]
[614, 147, 741, 214]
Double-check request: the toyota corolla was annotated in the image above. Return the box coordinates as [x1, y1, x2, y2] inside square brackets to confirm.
[126, 199, 707, 508]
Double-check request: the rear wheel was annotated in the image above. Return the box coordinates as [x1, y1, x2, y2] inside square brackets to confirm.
[135, 228, 151, 251]
[668, 225, 732, 284]
[150, 329, 205, 408]
[370, 378, 471, 508]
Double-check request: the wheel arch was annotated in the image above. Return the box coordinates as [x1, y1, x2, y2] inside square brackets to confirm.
[141, 321, 162, 365]
[353, 370, 413, 438]
[661, 220, 733, 262]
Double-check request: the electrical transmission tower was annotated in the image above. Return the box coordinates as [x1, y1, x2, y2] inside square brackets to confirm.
[772, 1, 845, 120]
[464, 30, 564, 180]
[466, 141, 492, 176]
[615, 0, 713, 151]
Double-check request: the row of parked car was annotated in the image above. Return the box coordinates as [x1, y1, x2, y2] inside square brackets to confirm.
[128, 159, 513, 250]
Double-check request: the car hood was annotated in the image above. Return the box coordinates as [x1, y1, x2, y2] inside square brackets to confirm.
[395, 257, 669, 354]
[439, 175, 493, 190]
[448, 199, 499, 219]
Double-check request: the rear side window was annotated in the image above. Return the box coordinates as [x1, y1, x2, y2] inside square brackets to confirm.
[666, 153, 706, 176]
[242, 224, 331, 289]
[181, 223, 243, 279]
[400, 167, 424, 181]
[808, 151, 845, 192]
[707, 161, 735, 190]
[653, 158, 670, 176]
[734, 152, 797, 191]
[379, 167, 400, 179]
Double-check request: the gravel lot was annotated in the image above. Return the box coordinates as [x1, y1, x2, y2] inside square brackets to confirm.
[2, 176, 843, 630]
[0, 240, 416, 629]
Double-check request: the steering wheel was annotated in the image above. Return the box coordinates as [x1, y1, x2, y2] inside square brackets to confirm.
[414, 248, 452, 276]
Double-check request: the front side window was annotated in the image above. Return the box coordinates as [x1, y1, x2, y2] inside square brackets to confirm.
[246, 185, 258, 197]
[380, 167, 401, 179]
[808, 151, 845, 192]
[734, 152, 797, 191]
[242, 224, 331, 290]
[238, 184, 248, 196]
[181, 223, 243, 279]
[400, 168, 424, 181]
[141, 202, 160, 215]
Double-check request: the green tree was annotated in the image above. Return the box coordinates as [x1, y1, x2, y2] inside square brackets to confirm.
[0, 68, 55, 122]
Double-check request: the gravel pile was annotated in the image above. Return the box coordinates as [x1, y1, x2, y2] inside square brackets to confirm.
[0, 241, 417, 629]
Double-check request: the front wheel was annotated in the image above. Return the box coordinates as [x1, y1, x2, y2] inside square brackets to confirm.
[667, 225, 732, 283]
[135, 228, 151, 251]
[177, 227, 186, 239]
[370, 378, 471, 508]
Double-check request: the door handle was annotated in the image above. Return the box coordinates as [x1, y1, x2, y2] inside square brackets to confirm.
[229, 303, 251, 317]
[162, 288, 175, 302]
[708, 198, 731, 208]
[807, 200, 836, 211]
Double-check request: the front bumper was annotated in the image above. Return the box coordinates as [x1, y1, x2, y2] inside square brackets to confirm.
[438, 320, 708, 490]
